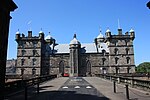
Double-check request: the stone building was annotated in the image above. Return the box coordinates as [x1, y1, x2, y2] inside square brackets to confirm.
[15, 28, 135, 77]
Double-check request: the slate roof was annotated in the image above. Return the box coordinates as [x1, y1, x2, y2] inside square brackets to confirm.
[52, 43, 109, 54]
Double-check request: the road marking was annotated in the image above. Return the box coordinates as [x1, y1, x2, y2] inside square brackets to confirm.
[86, 86, 92, 89]
[74, 86, 80, 88]
[62, 86, 68, 89]
[71, 79, 82, 82]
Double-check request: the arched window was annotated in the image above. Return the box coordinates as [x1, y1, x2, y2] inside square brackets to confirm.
[126, 48, 129, 55]
[115, 57, 119, 64]
[114, 48, 119, 55]
[86, 60, 91, 73]
[59, 61, 64, 74]
[126, 57, 130, 64]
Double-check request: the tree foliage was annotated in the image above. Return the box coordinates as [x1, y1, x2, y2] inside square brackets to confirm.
[136, 62, 150, 73]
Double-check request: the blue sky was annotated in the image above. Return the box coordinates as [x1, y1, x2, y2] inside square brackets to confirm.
[8, 0, 150, 66]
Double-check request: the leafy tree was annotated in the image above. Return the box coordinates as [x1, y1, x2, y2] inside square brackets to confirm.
[136, 62, 150, 73]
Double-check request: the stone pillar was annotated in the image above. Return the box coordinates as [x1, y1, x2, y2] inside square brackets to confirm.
[0, 1, 17, 99]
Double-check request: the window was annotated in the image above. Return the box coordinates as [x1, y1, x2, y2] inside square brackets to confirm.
[33, 50, 37, 56]
[21, 68, 24, 75]
[126, 57, 130, 64]
[32, 68, 36, 75]
[102, 58, 106, 65]
[114, 48, 119, 55]
[126, 48, 129, 55]
[21, 59, 25, 66]
[115, 57, 119, 64]
[33, 41, 37, 48]
[22, 50, 26, 56]
[32, 58, 36, 65]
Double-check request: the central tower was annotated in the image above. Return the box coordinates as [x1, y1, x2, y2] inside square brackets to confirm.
[69, 34, 81, 76]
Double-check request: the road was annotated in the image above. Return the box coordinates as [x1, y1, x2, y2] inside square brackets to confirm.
[56, 77, 109, 100]
[5, 77, 150, 100]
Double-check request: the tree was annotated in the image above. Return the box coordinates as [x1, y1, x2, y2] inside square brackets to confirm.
[147, 1, 150, 9]
[136, 62, 150, 73]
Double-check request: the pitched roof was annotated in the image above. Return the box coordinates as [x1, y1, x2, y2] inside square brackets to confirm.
[51, 43, 109, 54]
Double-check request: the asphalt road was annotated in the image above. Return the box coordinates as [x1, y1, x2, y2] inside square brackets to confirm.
[52, 77, 109, 100]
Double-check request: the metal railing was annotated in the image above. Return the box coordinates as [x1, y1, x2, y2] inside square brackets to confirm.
[5, 74, 57, 100]
[96, 74, 150, 91]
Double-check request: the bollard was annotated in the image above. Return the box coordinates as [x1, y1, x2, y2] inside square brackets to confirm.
[125, 84, 129, 100]
[25, 83, 28, 100]
[113, 81, 116, 93]
[37, 79, 40, 94]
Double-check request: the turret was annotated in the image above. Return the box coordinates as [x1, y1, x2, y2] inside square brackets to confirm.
[45, 32, 55, 45]
[69, 34, 81, 48]
[15, 30, 20, 42]
[39, 30, 44, 39]
[96, 31, 104, 43]
[95, 30, 105, 52]
[105, 28, 111, 38]
[129, 28, 135, 40]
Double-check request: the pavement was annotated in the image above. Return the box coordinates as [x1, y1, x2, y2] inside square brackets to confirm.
[84, 77, 150, 100]
[5, 77, 150, 100]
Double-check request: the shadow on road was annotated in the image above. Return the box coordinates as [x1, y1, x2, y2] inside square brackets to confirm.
[29, 90, 110, 100]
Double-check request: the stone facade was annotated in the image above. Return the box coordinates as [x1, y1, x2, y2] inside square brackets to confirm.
[15, 28, 135, 77]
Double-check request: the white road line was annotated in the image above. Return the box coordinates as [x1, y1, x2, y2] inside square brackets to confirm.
[86, 86, 92, 89]
[74, 86, 80, 88]
[62, 86, 68, 89]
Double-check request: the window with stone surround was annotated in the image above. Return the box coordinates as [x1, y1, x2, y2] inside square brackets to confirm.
[21, 59, 25, 66]
[33, 41, 37, 48]
[102, 58, 106, 65]
[114, 48, 119, 55]
[21, 68, 24, 75]
[32, 58, 36, 65]
[126, 48, 129, 55]
[33, 50, 37, 56]
[126, 57, 130, 64]
[22, 50, 26, 56]
[32, 68, 36, 75]
[115, 57, 119, 64]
